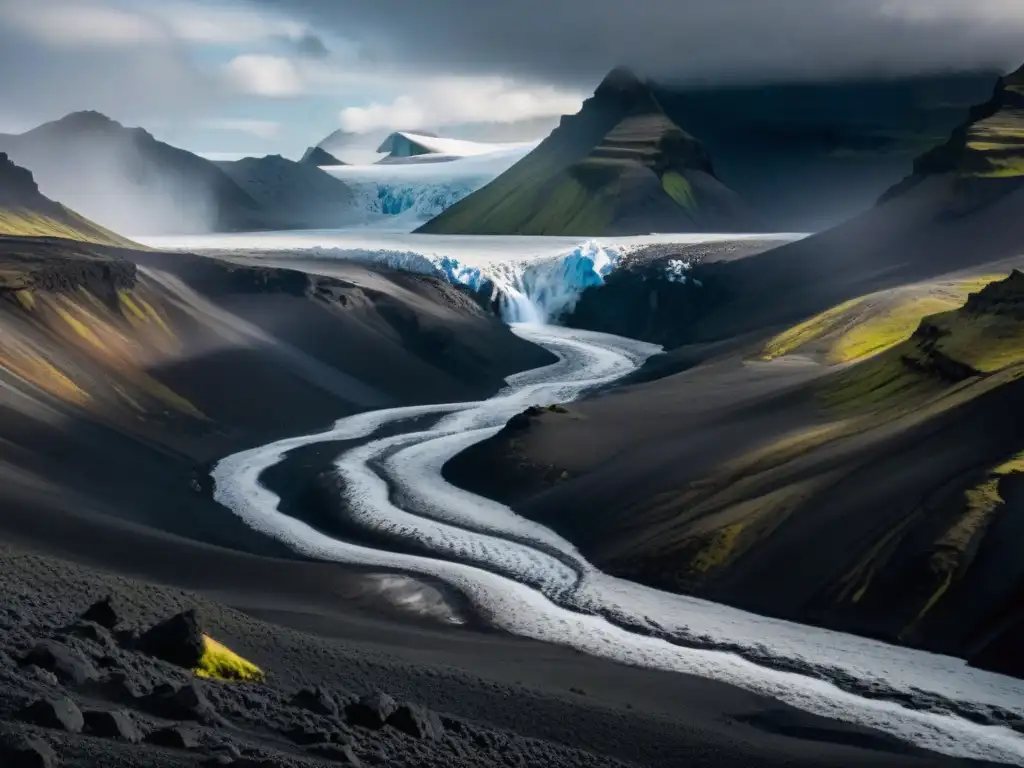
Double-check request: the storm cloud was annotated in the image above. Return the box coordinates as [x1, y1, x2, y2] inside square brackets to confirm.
[242, 0, 1024, 87]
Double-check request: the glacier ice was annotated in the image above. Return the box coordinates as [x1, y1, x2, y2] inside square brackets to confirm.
[140, 232, 803, 328]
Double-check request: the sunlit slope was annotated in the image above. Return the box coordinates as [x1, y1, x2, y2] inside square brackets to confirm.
[762, 273, 1006, 365]
[417, 69, 755, 236]
[609, 271, 1024, 651]
[0, 152, 136, 247]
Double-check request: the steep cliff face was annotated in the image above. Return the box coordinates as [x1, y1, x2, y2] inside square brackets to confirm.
[417, 69, 757, 236]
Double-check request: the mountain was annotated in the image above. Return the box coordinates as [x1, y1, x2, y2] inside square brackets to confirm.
[879, 63, 1024, 210]
[216, 154, 358, 229]
[0, 112, 265, 235]
[651, 70, 999, 229]
[442, 64, 1024, 672]
[0, 151, 134, 247]
[417, 69, 758, 236]
[299, 145, 345, 166]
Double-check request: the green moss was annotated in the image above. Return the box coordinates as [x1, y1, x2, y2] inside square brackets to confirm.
[763, 276, 1004, 365]
[0, 206, 136, 247]
[662, 171, 697, 211]
[194, 635, 265, 682]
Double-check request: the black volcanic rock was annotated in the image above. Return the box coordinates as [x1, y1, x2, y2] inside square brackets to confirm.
[0, 731, 57, 768]
[19, 696, 85, 733]
[19, 642, 99, 685]
[84, 709, 142, 743]
[81, 596, 119, 629]
[146, 724, 201, 749]
[137, 609, 205, 668]
[345, 691, 398, 730]
[388, 703, 445, 740]
[144, 681, 219, 723]
[289, 685, 338, 716]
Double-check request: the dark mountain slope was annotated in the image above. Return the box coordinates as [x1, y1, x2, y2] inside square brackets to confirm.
[447, 271, 1024, 667]
[417, 69, 757, 236]
[216, 154, 357, 229]
[0, 152, 135, 247]
[651, 71, 998, 229]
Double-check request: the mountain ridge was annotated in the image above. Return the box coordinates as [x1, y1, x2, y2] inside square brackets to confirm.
[417, 68, 757, 236]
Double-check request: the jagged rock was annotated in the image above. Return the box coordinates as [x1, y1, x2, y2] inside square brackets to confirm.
[102, 671, 147, 700]
[289, 685, 337, 715]
[84, 709, 142, 742]
[144, 681, 220, 723]
[146, 725, 201, 749]
[306, 742, 361, 764]
[19, 642, 99, 685]
[0, 731, 57, 767]
[285, 725, 336, 745]
[345, 691, 398, 730]
[19, 696, 85, 733]
[61, 621, 116, 650]
[81, 597, 119, 629]
[387, 703, 445, 740]
[26, 666, 59, 687]
[137, 610, 205, 668]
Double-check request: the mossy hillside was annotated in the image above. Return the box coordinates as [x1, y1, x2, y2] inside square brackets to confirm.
[762, 274, 1006, 365]
[0, 280, 204, 420]
[418, 70, 732, 236]
[819, 270, 1024, 417]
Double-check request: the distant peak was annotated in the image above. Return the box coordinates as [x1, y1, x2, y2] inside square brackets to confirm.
[59, 110, 122, 129]
[595, 67, 646, 96]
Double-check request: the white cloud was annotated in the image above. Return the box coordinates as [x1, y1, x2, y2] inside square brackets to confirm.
[339, 77, 585, 134]
[0, 1, 165, 47]
[224, 55, 305, 97]
[153, 2, 307, 45]
[201, 119, 282, 139]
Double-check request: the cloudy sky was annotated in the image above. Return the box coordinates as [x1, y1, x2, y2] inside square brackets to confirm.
[1, 0, 1023, 162]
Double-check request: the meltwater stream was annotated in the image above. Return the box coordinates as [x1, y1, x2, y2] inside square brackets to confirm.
[213, 322, 1024, 765]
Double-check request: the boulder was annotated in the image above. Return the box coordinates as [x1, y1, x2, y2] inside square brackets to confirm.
[61, 621, 116, 649]
[0, 732, 57, 768]
[19, 642, 99, 685]
[306, 742, 361, 765]
[81, 597, 119, 629]
[345, 691, 398, 730]
[137, 610, 205, 668]
[84, 709, 142, 743]
[387, 703, 445, 740]
[146, 725, 201, 749]
[144, 681, 219, 723]
[289, 685, 337, 716]
[19, 697, 84, 733]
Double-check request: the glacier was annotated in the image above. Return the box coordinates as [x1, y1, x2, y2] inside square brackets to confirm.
[322, 143, 538, 230]
[141, 231, 804, 326]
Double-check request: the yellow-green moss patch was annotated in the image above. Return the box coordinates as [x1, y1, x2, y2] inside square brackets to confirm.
[194, 635, 264, 682]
